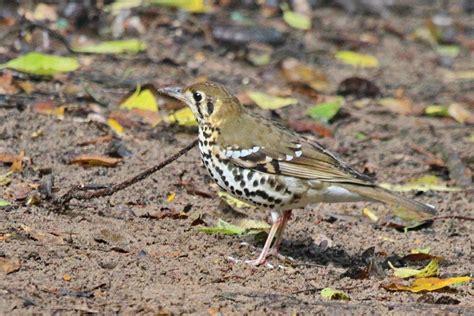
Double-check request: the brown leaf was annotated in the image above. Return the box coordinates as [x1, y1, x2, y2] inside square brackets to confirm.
[0, 257, 20, 274]
[281, 58, 329, 92]
[5, 182, 34, 200]
[0, 70, 18, 95]
[378, 97, 414, 115]
[32, 100, 64, 117]
[10, 150, 24, 172]
[0, 152, 19, 164]
[68, 154, 122, 167]
[288, 119, 333, 138]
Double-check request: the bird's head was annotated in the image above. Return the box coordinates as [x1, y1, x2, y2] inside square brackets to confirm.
[159, 81, 242, 126]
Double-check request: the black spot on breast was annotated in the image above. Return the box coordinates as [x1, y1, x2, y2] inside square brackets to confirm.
[234, 174, 242, 181]
[253, 180, 259, 187]
[244, 188, 250, 196]
[247, 170, 254, 180]
[235, 189, 242, 196]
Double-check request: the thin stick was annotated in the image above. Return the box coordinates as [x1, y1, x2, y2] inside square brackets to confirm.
[56, 139, 198, 206]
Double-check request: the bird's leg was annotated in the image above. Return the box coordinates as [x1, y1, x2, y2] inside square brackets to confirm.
[268, 210, 292, 258]
[246, 211, 283, 266]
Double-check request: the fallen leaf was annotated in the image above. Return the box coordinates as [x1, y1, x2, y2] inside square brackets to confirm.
[388, 259, 439, 279]
[198, 218, 268, 236]
[247, 91, 298, 110]
[320, 288, 351, 300]
[411, 247, 431, 254]
[32, 3, 57, 21]
[0, 257, 20, 274]
[380, 175, 462, 192]
[337, 77, 380, 98]
[10, 150, 24, 173]
[0, 70, 18, 94]
[362, 207, 379, 222]
[32, 100, 65, 118]
[63, 273, 72, 282]
[307, 97, 344, 123]
[151, 0, 211, 13]
[287, 120, 333, 138]
[378, 97, 414, 115]
[73, 39, 146, 54]
[424, 105, 449, 117]
[448, 103, 474, 124]
[282, 5, 311, 30]
[120, 85, 158, 112]
[444, 70, 474, 81]
[281, 58, 328, 92]
[0, 52, 80, 75]
[166, 192, 176, 203]
[0, 199, 11, 207]
[335, 51, 379, 68]
[68, 154, 122, 167]
[78, 135, 114, 146]
[383, 276, 471, 293]
[167, 107, 198, 126]
[355, 131, 367, 141]
[0, 172, 12, 186]
[218, 191, 254, 209]
[107, 118, 125, 136]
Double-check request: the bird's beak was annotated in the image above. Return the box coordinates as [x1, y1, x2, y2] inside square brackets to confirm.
[158, 86, 188, 103]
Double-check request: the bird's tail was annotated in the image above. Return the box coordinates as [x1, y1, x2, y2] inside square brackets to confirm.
[340, 183, 436, 220]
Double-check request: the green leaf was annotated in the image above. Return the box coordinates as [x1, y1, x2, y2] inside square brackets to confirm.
[73, 39, 146, 54]
[355, 131, 367, 140]
[335, 50, 379, 68]
[150, 0, 210, 13]
[247, 91, 298, 110]
[307, 97, 343, 122]
[435, 45, 460, 58]
[0, 52, 80, 75]
[120, 85, 158, 112]
[320, 288, 351, 300]
[389, 259, 439, 279]
[0, 199, 11, 207]
[424, 105, 449, 117]
[282, 10, 311, 30]
[380, 175, 462, 192]
[218, 191, 254, 209]
[197, 219, 269, 236]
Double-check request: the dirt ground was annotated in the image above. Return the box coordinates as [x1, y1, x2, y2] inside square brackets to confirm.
[1, 2, 473, 315]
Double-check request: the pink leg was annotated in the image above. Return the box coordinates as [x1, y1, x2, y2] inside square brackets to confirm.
[246, 212, 284, 266]
[269, 210, 292, 256]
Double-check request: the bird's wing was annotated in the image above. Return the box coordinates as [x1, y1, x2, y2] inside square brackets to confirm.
[218, 114, 374, 185]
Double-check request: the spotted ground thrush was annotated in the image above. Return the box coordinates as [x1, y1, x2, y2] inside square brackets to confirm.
[159, 81, 436, 266]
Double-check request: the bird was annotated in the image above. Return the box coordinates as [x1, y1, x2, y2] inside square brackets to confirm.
[158, 81, 436, 266]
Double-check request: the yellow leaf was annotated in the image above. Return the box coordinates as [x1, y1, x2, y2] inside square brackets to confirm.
[283, 10, 311, 30]
[107, 118, 124, 135]
[167, 107, 197, 126]
[0, 172, 12, 186]
[380, 175, 462, 192]
[166, 192, 176, 202]
[247, 91, 298, 110]
[388, 259, 439, 279]
[151, 0, 211, 13]
[281, 58, 328, 91]
[218, 191, 254, 209]
[335, 51, 379, 68]
[320, 288, 351, 300]
[384, 276, 471, 293]
[444, 70, 474, 81]
[424, 105, 449, 117]
[63, 273, 72, 281]
[120, 86, 158, 112]
[362, 207, 379, 222]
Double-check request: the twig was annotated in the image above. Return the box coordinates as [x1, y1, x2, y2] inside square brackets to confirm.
[55, 139, 198, 206]
[20, 16, 75, 53]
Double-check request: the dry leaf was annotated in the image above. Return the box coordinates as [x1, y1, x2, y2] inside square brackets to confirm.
[0, 70, 18, 94]
[378, 98, 414, 115]
[388, 259, 439, 279]
[32, 100, 65, 118]
[10, 150, 24, 172]
[68, 154, 122, 167]
[0, 257, 20, 274]
[448, 103, 474, 124]
[287, 120, 333, 138]
[281, 58, 328, 91]
[383, 276, 471, 293]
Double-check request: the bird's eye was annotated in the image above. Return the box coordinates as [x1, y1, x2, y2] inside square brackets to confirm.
[192, 91, 203, 103]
